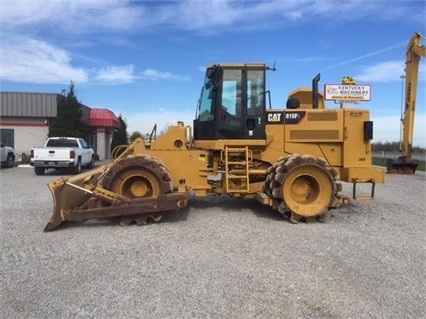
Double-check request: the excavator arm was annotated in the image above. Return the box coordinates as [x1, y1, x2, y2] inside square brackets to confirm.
[387, 32, 425, 174]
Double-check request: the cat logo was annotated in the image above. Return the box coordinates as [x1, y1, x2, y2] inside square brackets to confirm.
[266, 112, 284, 124]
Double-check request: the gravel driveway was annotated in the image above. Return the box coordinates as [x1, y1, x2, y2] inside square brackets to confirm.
[1, 165, 425, 319]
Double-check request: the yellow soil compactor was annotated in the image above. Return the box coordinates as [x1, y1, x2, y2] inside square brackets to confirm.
[45, 63, 385, 231]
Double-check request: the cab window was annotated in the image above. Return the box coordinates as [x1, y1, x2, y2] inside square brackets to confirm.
[222, 69, 242, 117]
[247, 70, 265, 116]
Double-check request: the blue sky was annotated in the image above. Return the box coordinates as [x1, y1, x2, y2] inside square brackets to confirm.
[1, 0, 425, 146]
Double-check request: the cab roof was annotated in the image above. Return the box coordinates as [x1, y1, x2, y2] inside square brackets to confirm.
[207, 63, 267, 69]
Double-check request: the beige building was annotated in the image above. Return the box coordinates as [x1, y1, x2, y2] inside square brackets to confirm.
[0, 92, 120, 160]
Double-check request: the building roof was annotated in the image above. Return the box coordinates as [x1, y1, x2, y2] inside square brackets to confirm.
[0, 92, 60, 117]
[89, 108, 120, 128]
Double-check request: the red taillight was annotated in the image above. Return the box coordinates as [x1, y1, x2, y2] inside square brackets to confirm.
[70, 150, 75, 159]
[30, 150, 34, 158]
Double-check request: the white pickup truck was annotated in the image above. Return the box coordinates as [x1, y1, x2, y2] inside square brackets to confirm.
[31, 137, 95, 175]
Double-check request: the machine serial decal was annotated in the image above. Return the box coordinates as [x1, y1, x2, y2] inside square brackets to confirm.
[284, 111, 306, 124]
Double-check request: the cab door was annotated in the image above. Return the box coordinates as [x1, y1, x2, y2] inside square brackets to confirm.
[216, 68, 265, 140]
[245, 69, 266, 139]
[216, 68, 244, 139]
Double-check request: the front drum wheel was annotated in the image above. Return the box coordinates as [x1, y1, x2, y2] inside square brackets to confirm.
[102, 155, 173, 199]
[108, 168, 162, 198]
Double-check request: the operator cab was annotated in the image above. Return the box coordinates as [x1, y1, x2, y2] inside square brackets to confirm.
[194, 64, 267, 140]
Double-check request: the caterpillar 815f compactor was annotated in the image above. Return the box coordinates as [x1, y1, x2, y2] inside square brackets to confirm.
[387, 32, 425, 174]
[45, 63, 385, 231]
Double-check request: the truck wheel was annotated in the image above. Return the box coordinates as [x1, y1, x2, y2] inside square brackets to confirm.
[88, 156, 95, 169]
[73, 159, 82, 174]
[6, 154, 15, 168]
[35, 167, 45, 175]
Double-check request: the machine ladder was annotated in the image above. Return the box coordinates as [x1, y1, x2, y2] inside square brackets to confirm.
[223, 146, 251, 193]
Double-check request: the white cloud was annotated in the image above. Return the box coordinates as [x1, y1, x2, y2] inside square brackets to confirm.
[141, 69, 172, 81]
[323, 42, 406, 71]
[0, 33, 189, 85]
[355, 61, 405, 83]
[0, 35, 88, 84]
[96, 65, 136, 84]
[140, 69, 190, 82]
[173, 0, 239, 30]
[0, 1, 60, 28]
[355, 60, 426, 83]
[1, 0, 418, 36]
[0, 0, 144, 34]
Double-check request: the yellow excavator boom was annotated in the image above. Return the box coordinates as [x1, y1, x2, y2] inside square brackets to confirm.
[387, 32, 425, 174]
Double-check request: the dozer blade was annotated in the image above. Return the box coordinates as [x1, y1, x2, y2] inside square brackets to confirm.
[67, 193, 187, 220]
[45, 165, 110, 231]
[45, 178, 188, 231]
[44, 213, 63, 231]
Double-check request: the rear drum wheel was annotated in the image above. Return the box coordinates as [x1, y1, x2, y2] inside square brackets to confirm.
[265, 154, 338, 222]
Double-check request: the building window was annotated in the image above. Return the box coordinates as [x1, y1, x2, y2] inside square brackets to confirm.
[0, 129, 14, 148]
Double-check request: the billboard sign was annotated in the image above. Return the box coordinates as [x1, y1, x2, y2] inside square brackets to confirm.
[324, 84, 371, 101]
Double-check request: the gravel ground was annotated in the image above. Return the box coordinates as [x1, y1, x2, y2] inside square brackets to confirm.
[1, 165, 425, 319]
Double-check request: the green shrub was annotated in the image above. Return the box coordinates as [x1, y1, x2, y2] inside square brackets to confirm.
[21, 153, 31, 164]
